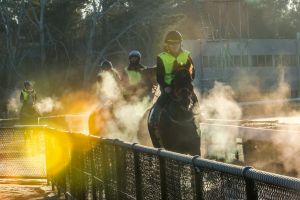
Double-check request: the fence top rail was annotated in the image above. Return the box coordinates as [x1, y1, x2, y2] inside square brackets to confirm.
[38, 113, 89, 120]
[193, 158, 244, 175]
[14, 125, 48, 128]
[0, 118, 18, 121]
[245, 168, 300, 190]
[5, 126, 300, 191]
[0, 125, 48, 129]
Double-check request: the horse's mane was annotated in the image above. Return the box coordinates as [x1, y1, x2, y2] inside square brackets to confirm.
[172, 67, 193, 93]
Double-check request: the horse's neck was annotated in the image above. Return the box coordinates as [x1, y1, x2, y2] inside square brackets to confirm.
[166, 100, 194, 120]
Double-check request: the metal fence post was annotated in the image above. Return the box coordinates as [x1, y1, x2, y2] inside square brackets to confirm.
[243, 166, 258, 200]
[101, 143, 111, 199]
[70, 149, 76, 197]
[114, 140, 125, 200]
[78, 140, 86, 200]
[44, 129, 52, 186]
[192, 155, 203, 200]
[70, 138, 86, 200]
[158, 149, 167, 200]
[133, 143, 143, 200]
[90, 139, 97, 200]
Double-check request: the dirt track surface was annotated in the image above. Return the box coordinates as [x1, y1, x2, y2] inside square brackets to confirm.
[0, 179, 63, 200]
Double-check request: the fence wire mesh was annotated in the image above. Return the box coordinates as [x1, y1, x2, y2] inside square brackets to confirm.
[198, 167, 247, 199]
[2, 126, 300, 200]
[0, 127, 46, 178]
[44, 129, 300, 200]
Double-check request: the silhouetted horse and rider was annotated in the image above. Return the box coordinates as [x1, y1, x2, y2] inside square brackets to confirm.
[148, 67, 200, 155]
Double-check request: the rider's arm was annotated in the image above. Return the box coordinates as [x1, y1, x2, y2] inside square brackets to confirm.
[156, 56, 168, 89]
[121, 68, 129, 84]
[33, 91, 37, 103]
[112, 68, 121, 81]
[20, 91, 24, 102]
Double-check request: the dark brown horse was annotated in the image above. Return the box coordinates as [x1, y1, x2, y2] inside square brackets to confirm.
[147, 68, 201, 155]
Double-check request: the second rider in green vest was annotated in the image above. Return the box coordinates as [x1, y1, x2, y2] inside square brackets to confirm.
[123, 50, 155, 101]
[150, 30, 197, 127]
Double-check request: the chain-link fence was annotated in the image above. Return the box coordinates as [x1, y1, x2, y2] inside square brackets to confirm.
[0, 126, 46, 178]
[1, 125, 300, 199]
[44, 128, 300, 200]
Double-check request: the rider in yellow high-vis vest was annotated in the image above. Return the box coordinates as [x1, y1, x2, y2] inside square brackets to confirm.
[123, 50, 155, 101]
[20, 81, 37, 106]
[149, 30, 197, 127]
[124, 50, 144, 86]
[19, 80, 39, 121]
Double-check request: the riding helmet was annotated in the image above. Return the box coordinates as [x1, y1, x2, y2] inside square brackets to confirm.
[165, 31, 183, 44]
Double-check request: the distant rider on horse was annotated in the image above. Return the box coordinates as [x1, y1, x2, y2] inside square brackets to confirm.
[97, 60, 121, 84]
[20, 80, 39, 122]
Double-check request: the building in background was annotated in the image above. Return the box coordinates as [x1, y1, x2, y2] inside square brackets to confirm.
[184, 33, 300, 97]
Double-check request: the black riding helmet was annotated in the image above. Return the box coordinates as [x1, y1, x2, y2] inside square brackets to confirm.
[165, 30, 183, 44]
[128, 50, 141, 59]
[24, 80, 32, 87]
[128, 50, 142, 67]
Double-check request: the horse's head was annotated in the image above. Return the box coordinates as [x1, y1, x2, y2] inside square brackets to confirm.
[170, 67, 194, 111]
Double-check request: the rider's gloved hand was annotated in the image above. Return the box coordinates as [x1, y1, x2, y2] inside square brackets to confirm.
[164, 87, 172, 94]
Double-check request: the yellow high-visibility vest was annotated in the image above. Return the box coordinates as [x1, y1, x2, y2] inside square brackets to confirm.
[158, 50, 190, 85]
[126, 68, 142, 86]
[21, 90, 30, 101]
[21, 89, 35, 103]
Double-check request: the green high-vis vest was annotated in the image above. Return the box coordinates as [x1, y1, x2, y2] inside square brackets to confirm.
[21, 89, 36, 103]
[126, 68, 142, 86]
[158, 50, 190, 85]
[21, 90, 30, 101]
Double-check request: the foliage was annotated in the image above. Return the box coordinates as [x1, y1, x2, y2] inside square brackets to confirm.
[0, 0, 299, 116]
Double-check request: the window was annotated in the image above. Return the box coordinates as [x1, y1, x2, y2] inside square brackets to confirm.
[252, 55, 258, 67]
[233, 56, 241, 67]
[257, 55, 265, 66]
[265, 55, 272, 66]
[275, 55, 297, 66]
[274, 55, 281, 66]
[252, 55, 273, 67]
[282, 55, 289, 66]
[242, 56, 248, 66]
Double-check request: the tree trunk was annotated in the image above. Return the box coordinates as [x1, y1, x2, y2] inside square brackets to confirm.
[39, 0, 47, 68]
[84, 0, 99, 85]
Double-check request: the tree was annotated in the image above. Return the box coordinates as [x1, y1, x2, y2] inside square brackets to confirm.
[0, 0, 28, 89]
[27, 0, 47, 68]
